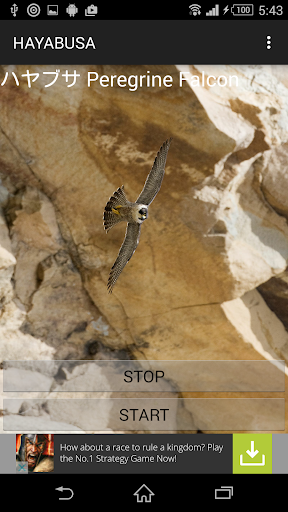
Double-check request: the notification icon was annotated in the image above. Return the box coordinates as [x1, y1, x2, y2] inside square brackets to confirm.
[85, 4, 98, 16]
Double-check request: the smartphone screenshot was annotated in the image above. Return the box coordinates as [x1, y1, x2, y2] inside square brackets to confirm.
[0, 2, 287, 505]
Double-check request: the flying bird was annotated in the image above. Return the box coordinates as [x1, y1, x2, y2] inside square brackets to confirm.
[103, 138, 172, 292]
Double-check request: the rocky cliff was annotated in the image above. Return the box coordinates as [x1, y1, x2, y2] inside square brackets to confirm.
[0, 64, 288, 432]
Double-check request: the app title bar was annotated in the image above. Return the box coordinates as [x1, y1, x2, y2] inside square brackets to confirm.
[0, 21, 286, 64]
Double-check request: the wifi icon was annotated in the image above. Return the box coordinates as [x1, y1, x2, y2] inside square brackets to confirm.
[189, 4, 201, 15]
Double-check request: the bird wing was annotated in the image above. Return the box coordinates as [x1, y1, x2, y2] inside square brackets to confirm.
[136, 138, 172, 206]
[107, 222, 141, 293]
[103, 186, 128, 232]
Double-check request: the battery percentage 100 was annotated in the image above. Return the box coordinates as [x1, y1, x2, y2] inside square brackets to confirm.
[231, 4, 254, 15]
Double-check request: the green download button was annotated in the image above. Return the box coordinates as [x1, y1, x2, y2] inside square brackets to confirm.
[233, 434, 272, 473]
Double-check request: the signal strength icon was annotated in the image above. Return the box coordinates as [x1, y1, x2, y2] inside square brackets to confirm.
[206, 4, 219, 16]
[189, 4, 201, 16]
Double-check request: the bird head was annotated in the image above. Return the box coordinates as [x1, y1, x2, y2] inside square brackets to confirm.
[137, 206, 148, 222]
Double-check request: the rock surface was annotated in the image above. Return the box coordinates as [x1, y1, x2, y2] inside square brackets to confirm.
[0, 64, 288, 432]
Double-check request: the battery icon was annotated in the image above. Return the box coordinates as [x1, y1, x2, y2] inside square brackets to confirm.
[231, 4, 254, 15]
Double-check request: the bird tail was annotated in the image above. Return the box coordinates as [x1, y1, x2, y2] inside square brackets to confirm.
[103, 185, 128, 232]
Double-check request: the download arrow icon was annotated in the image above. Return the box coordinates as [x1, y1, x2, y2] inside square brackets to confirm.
[246, 441, 259, 458]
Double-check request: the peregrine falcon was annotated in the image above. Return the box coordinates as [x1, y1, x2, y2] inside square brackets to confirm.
[103, 138, 172, 292]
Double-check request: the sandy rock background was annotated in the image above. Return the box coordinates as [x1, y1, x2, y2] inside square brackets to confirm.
[0, 64, 288, 432]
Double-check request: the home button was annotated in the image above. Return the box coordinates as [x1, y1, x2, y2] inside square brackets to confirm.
[133, 484, 155, 503]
